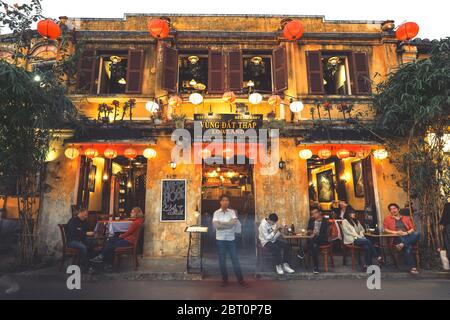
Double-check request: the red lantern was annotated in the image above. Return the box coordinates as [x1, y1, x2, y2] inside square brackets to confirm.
[37, 19, 61, 40]
[168, 95, 182, 108]
[84, 148, 98, 159]
[104, 148, 117, 159]
[396, 22, 419, 41]
[336, 149, 351, 159]
[268, 95, 282, 107]
[318, 149, 332, 159]
[222, 91, 236, 103]
[148, 19, 170, 40]
[283, 20, 304, 41]
[124, 148, 138, 160]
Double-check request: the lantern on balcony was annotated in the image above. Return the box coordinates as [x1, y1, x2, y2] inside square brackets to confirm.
[145, 100, 159, 113]
[336, 149, 351, 159]
[37, 19, 61, 40]
[148, 18, 170, 39]
[103, 148, 117, 159]
[298, 149, 313, 160]
[64, 147, 79, 160]
[283, 20, 304, 41]
[373, 148, 388, 160]
[124, 148, 138, 160]
[222, 91, 236, 103]
[84, 148, 98, 159]
[168, 95, 182, 108]
[189, 93, 204, 105]
[290, 100, 304, 113]
[143, 148, 157, 159]
[318, 148, 332, 159]
[248, 92, 263, 105]
[268, 95, 282, 107]
[395, 22, 419, 41]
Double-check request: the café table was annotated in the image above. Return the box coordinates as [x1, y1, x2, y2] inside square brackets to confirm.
[94, 220, 133, 238]
[283, 233, 313, 269]
[365, 232, 400, 266]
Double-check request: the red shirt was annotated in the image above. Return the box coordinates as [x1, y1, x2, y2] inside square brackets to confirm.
[383, 215, 414, 232]
[119, 218, 144, 245]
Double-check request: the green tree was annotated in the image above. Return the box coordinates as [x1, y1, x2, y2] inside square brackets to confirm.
[372, 38, 450, 267]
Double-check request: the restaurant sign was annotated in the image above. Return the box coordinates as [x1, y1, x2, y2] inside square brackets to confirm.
[193, 114, 263, 136]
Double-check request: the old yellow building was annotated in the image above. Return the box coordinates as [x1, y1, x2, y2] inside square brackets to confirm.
[1, 14, 431, 261]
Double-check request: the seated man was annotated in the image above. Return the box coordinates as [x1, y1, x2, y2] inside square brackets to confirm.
[383, 203, 420, 275]
[66, 207, 95, 270]
[259, 213, 295, 275]
[307, 207, 329, 274]
[90, 207, 144, 270]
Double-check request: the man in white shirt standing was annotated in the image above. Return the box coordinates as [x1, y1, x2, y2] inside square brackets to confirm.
[259, 213, 295, 275]
[212, 195, 246, 287]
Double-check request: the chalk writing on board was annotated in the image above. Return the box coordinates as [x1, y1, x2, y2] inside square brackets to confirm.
[161, 180, 186, 221]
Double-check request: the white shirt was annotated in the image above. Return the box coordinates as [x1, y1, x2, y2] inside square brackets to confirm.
[259, 218, 281, 246]
[212, 208, 237, 241]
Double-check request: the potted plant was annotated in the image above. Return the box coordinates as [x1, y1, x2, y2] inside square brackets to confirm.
[97, 103, 113, 124]
[267, 110, 276, 121]
[172, 114, 187, 129]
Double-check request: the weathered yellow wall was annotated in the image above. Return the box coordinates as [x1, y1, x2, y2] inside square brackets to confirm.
[341, 158, 365, 211]
[88, 157, 105, 212]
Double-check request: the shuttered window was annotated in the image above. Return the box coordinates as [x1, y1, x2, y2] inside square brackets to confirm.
[352, 52, 371, 95]
[272, 46, 288, 93]
[161, 46, 178, 92]
[208, 51, 224, 93]
[76, 49, 97, 93]
[125, 50, 145, 94]
[306, 51, 324, 94]
[228, 51, 243, 91]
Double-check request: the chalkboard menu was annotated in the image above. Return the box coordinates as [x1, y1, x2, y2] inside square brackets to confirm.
[161, 179, 186, 221]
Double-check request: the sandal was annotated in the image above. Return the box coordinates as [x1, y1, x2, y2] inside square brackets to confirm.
[409, 268, 419, 275]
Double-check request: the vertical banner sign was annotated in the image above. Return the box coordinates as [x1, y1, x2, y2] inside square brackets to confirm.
[161, 179, 186, 221]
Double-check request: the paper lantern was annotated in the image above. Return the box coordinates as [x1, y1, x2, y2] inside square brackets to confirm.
[37, 19, 61, 40]
[189, 93, 203, 105]
[143, 148, 157, 159]
[318, 149, 332, 159]
[298, 149, 313, 160]
[248, 92, 263, 105]
[103, 148, 117, 159]
[148, 19, 170, 39]
[84, 148, 98, 159]
[356, 149, 371, 159]
[145, 100, 159, 113]
[336, 149, 351, 159]
[373, 148, 388, 160]
[283, 20, 304, 41]
[396, 22, 419, 41]
[290, 100, 304, 113]
[124, 148, 138, 160]
[222, 91, 236, 103]
[168, 95, 182, 108]
[268, 95, 282, 107]
[64, 147, 79, 160]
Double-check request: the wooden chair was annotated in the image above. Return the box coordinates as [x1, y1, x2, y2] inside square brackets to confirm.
[113, 226, 144, 271]
[342, 244, 363, 270]
[58, 224, 80, 271]
[390, 242, 420, 270]
[255, 222, 274, 273]
[318, 244, 335, 272]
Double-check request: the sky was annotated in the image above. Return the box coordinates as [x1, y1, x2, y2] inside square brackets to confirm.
[3, 0, 450, 39]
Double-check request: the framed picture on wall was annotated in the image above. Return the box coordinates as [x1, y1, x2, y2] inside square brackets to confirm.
[316, 169, 335, 203]
[351, 160, 365, 198]
[88, 165, 96, 192]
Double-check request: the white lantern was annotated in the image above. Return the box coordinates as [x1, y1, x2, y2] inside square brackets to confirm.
[64, 147, 80, 160]
[373, 148, 388, 160]
[248, 92, 263, 105]
[290, 100, 304, 113]
[143, 148, 157, 159]
[189, 93, 203, 105]
[298, 149, 313, 160]
[145, 100, 159, 113]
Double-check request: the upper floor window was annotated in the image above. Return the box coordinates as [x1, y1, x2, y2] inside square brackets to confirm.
[76, 49, 144, 95]
[306, 51, 371, 96]
[243, 52, 273, 93]
[178, 52, 208, 93]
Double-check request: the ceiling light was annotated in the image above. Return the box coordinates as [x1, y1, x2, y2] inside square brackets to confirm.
[188, 55, 199, 64]
[246, 80, 255, 88]
[110, 55, 122, 63]
[189, 79, 197, 87]
[328, 56, 340, 65]
[118, 78, 126, 84]
[33, 74, 41, 82]
[251, 56, 263, 65]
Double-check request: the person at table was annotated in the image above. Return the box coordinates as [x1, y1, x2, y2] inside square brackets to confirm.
[383, 203, 420, 275]
[307, 207, 329, 274]
[66, 207, 95, 270]
[332, 200, 354, 220]
[90, 207, 144, 269]
[259, 213, 295, 275]
[213, 195, 246, 287]
[342, 210, 383, 270]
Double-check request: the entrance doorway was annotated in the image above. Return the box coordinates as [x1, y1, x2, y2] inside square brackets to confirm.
[201, 161, 255, 255]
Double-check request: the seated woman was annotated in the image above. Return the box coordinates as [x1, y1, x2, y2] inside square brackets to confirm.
[342, 210, 382, 270]
[90, 207, 144, 269]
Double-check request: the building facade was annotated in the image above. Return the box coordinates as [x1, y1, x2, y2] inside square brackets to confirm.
[1, 14, 430, 260]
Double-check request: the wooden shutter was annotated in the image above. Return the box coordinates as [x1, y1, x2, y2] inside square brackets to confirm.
[208, 51, 224, 94]
[352, 52, 371, 95]
[272, 46, 288, 93]
[125, 49, 144, 94]
[228, 51, 243, 91]
[306, 51, 324, 94]
[161, 46, 178, 92]
[76, 49, 97, 93]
